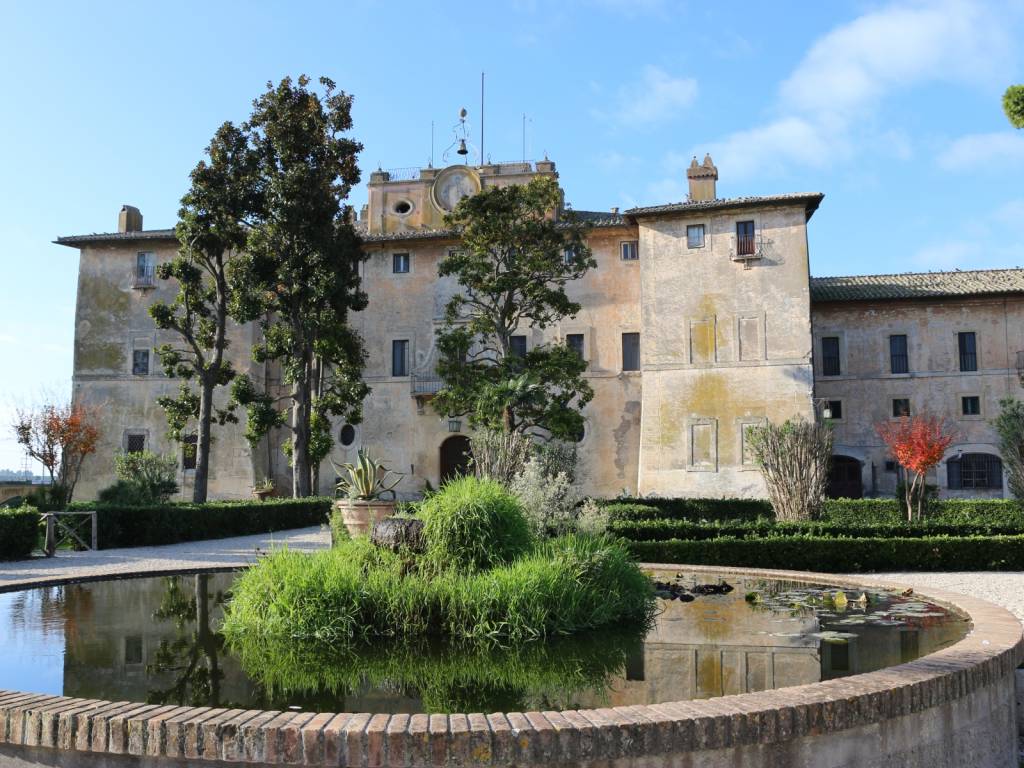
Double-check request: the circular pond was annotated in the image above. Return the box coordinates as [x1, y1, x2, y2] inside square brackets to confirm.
[0, 569, 970, 715]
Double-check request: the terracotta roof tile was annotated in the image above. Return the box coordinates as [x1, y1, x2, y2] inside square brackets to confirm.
[810, 269, 1024, 302]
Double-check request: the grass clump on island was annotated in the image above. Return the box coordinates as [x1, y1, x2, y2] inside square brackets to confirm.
[221, 476, 655, 646]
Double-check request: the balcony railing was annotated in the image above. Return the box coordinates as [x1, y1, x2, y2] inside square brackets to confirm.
[736, 236, 757, 257]
[133, 264, 156, 289]
[411, 374, 444, 397]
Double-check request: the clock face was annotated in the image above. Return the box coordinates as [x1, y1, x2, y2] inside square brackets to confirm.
[431, 166, 481, 213]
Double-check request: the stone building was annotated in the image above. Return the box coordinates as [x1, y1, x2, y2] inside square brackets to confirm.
[56, 157, 1024, 501]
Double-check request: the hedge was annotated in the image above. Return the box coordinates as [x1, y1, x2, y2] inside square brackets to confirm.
[630, 535, 1024, 572]
[610, 518, 1024, 542]
[0, 505, 39, 559]
[603, 497, 1024, 526]
[67, 497, 332, 549]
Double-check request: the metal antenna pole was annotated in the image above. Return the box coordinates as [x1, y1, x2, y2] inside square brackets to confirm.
[430, 121, 434, 167]
[522, 113, 526, 163]
[480, 72, 485, 166]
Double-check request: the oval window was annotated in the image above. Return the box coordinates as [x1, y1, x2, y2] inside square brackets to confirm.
[393, 200, 412, 215]
[340, 424, 356, 446]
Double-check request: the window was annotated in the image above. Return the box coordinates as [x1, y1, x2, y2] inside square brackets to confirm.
[125, 434, 146, 454]
[182, 435, 197, 471]
[340, 424, 356, 446]
[961, 396, 981, 417]
[947, 453, 1002, 490]
[392, 200, 412, 215]
[509, 335, 527, 358]
[132, 349, 150, 376]
[620, 240, 639, 261]
[884, 460, 898, 473]
[392, 253, 410, 273]
[391, 339, 409, 377]
[686, 224, 705, 249]
[889, 334, 909, 374]
[124, 636, 144, 665]
[135, 252, 155, 287]
[824, 400, 843, 420]
[821, 337, 841, 376]
[621, 332, 640, 371]
[736, 220, 755, 256]
[562, 247, 575, 266]
[958, 332, 977, 372]
[892, 398, 911, 418]
[566, 333, 585, 359]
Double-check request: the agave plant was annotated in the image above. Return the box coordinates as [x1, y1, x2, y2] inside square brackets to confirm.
[334, 450, 403, 501]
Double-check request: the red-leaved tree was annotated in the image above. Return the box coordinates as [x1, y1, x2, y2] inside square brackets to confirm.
[13, 402, 100, 507]
[876, 414, 955, 521]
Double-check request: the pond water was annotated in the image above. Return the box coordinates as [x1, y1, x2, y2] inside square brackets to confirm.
[0, 570, 970, 714]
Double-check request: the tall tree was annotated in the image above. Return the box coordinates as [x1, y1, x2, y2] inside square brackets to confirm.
[150, 122, 260, 502]
[1004, 84, 1024, 128]
[13, 401, 100, 507]
[230, 76, 369, 497]
[877, 414, 955, 521]
[432, 176, 595, 441]
[992, 397, 1024, 500]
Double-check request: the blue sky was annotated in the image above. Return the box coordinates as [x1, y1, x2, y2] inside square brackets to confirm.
[1, 0, 1022, 470]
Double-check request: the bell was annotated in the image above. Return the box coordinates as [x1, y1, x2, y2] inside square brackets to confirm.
[456, 139, 468, 156]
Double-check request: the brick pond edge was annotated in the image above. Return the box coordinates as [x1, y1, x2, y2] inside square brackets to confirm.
[0, 563, 1021, 767]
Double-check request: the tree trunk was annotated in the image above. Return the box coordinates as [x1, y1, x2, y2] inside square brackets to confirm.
[192, 374, 215, 503]
[292, 378, 311, 497]
[310, 356, 322, 494]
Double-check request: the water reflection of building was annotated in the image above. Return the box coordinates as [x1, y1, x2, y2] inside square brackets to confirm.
[61, 573, 253, 707]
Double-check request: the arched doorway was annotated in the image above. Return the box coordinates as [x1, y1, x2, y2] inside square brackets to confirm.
[439, 436, 472, 486]
[827, 455, 863, 499]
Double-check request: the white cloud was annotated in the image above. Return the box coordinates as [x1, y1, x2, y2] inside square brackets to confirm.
[597, 66, 697, 128]
[937, 131, 1024, 170]
[696, 0, 1014, 180]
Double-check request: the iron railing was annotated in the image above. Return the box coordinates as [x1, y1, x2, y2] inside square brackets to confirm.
[133, 264, 156, 288]
[411, 374, 444, 397]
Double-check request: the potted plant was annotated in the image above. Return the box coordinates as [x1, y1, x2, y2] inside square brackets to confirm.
[252, 478, 276, 501]
[333, 450, 403, 538]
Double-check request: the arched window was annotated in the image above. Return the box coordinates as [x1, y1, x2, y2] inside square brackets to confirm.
[947, 453, 1002, 490]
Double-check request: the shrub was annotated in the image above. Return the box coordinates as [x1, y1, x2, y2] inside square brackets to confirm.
[575, 498, 610, 535]
[222, 532, 654, 645]
[599, 498, 773, 521]
[992, 397, 1024, 499]
[469, 429, 533, 485]
[98, 451, 179, 505]
[748, 418, 833, 520]
[629, 535, 1024, 572]
[509, 456, 581, 536]
[67, 497, 331, 549]
[0, 505, 39, 559]
[421, 476, 533, 571]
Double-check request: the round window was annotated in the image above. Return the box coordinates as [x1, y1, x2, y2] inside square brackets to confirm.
[393, 200, 413, 215]
[340, 424, 356, 446]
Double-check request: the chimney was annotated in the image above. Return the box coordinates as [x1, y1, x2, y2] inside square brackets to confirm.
[686, 154, 718, 202]
[118, 205, 143, 233]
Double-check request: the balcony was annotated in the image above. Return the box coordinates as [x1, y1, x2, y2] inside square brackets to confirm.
[133, 264, 156, 289]
[730, 235, 763, 268]
[411, 373, 443, 397]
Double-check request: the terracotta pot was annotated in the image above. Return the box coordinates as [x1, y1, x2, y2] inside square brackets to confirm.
[252, 488, 277, 501]
[334, 499, 396, 538]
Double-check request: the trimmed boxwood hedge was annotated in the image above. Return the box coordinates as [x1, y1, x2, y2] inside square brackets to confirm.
[603, 497, 1024, 526]
[0, 505, 39, 559]
[67, 497, 331, 549]
[610, 518, 1024, 542]
[629, 535, 1024, 572]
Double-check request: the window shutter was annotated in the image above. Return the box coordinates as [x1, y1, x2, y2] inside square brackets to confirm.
[947, 459, 961, 489]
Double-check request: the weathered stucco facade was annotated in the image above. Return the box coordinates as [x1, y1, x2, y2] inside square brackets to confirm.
[57, 162, 1024, 501]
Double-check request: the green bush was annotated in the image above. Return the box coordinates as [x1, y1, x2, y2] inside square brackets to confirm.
[421, 476, 533, 571]
[98, 451, 179, 506]
[67, 497, 330, 549]
[222, 533, 654, 646]
[600, 497, 773, 521]
[0, 505, 39, 559]
[610, 517, 1024, 542]
[629, 535, 1024, 572]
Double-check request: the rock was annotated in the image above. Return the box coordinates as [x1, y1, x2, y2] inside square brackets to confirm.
[691, 581, 734, 595]
[370, 517, 425, 553]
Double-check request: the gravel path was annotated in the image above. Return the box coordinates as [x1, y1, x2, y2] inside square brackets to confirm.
[0, 526, 330, 591]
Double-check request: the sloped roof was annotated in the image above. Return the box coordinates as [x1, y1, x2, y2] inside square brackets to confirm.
[811, 269, 1024, 302]
[625, 192, 824, 219]
[55, 229, 177, 246]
